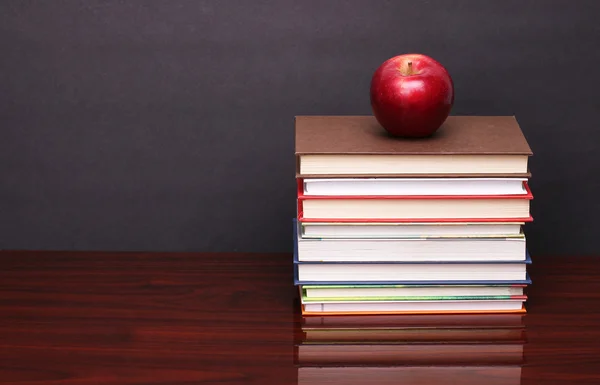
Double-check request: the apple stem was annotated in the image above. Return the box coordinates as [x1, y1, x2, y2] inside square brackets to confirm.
[399, 61, 414, 76]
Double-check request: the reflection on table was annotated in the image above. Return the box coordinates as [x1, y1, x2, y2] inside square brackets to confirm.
[295, 313, 525, 385]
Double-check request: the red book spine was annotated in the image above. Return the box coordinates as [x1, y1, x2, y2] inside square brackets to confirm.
[297, 178, 534, 200]
[296, 179, 534, 223]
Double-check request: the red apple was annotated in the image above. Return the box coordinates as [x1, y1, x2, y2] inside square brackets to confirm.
[370, 54, 454, 137]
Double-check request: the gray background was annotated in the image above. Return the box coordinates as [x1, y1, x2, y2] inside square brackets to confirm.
[1, 1, 598, 255]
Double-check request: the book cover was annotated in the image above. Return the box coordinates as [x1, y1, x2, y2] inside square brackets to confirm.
[295, 115, 533, 178]
[297, 179, 534, 223]
[295, 116, 533, 156]
[292, 218, 533, 286]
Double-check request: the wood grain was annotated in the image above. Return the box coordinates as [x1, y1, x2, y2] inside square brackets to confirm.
[0, 251, 599, 384]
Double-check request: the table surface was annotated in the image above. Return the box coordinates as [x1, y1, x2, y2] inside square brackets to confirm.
[0, 251, 599, 384]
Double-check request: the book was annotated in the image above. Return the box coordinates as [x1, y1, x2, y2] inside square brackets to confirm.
[299, 221, 525, 239]
[295, 259, 530, 283]
[297, 182, 533, 222]
[299, 283, 527, 303]
[301, 284, 526, 299]
[301, 299, 526, 314]
[293, 234, 532, 282]
[301, 177, 528, 196]
[296, 227, 527, 263]
[295, 115, 532, 177]
[293, 216, 532, 286]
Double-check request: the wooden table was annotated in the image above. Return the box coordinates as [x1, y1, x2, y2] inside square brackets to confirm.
[0, 251, 599, 384]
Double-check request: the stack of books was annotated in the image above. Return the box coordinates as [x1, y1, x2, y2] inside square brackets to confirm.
[295, 313, 525, 385]
[294, 115, 533, 315]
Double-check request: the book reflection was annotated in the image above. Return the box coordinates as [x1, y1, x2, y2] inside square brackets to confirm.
[295, 313, 525, 385]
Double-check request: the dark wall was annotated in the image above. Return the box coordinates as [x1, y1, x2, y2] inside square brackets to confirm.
[1, 1, 599, 254]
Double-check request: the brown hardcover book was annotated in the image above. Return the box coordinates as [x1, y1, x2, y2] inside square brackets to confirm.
[295, 115, 533, 178]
